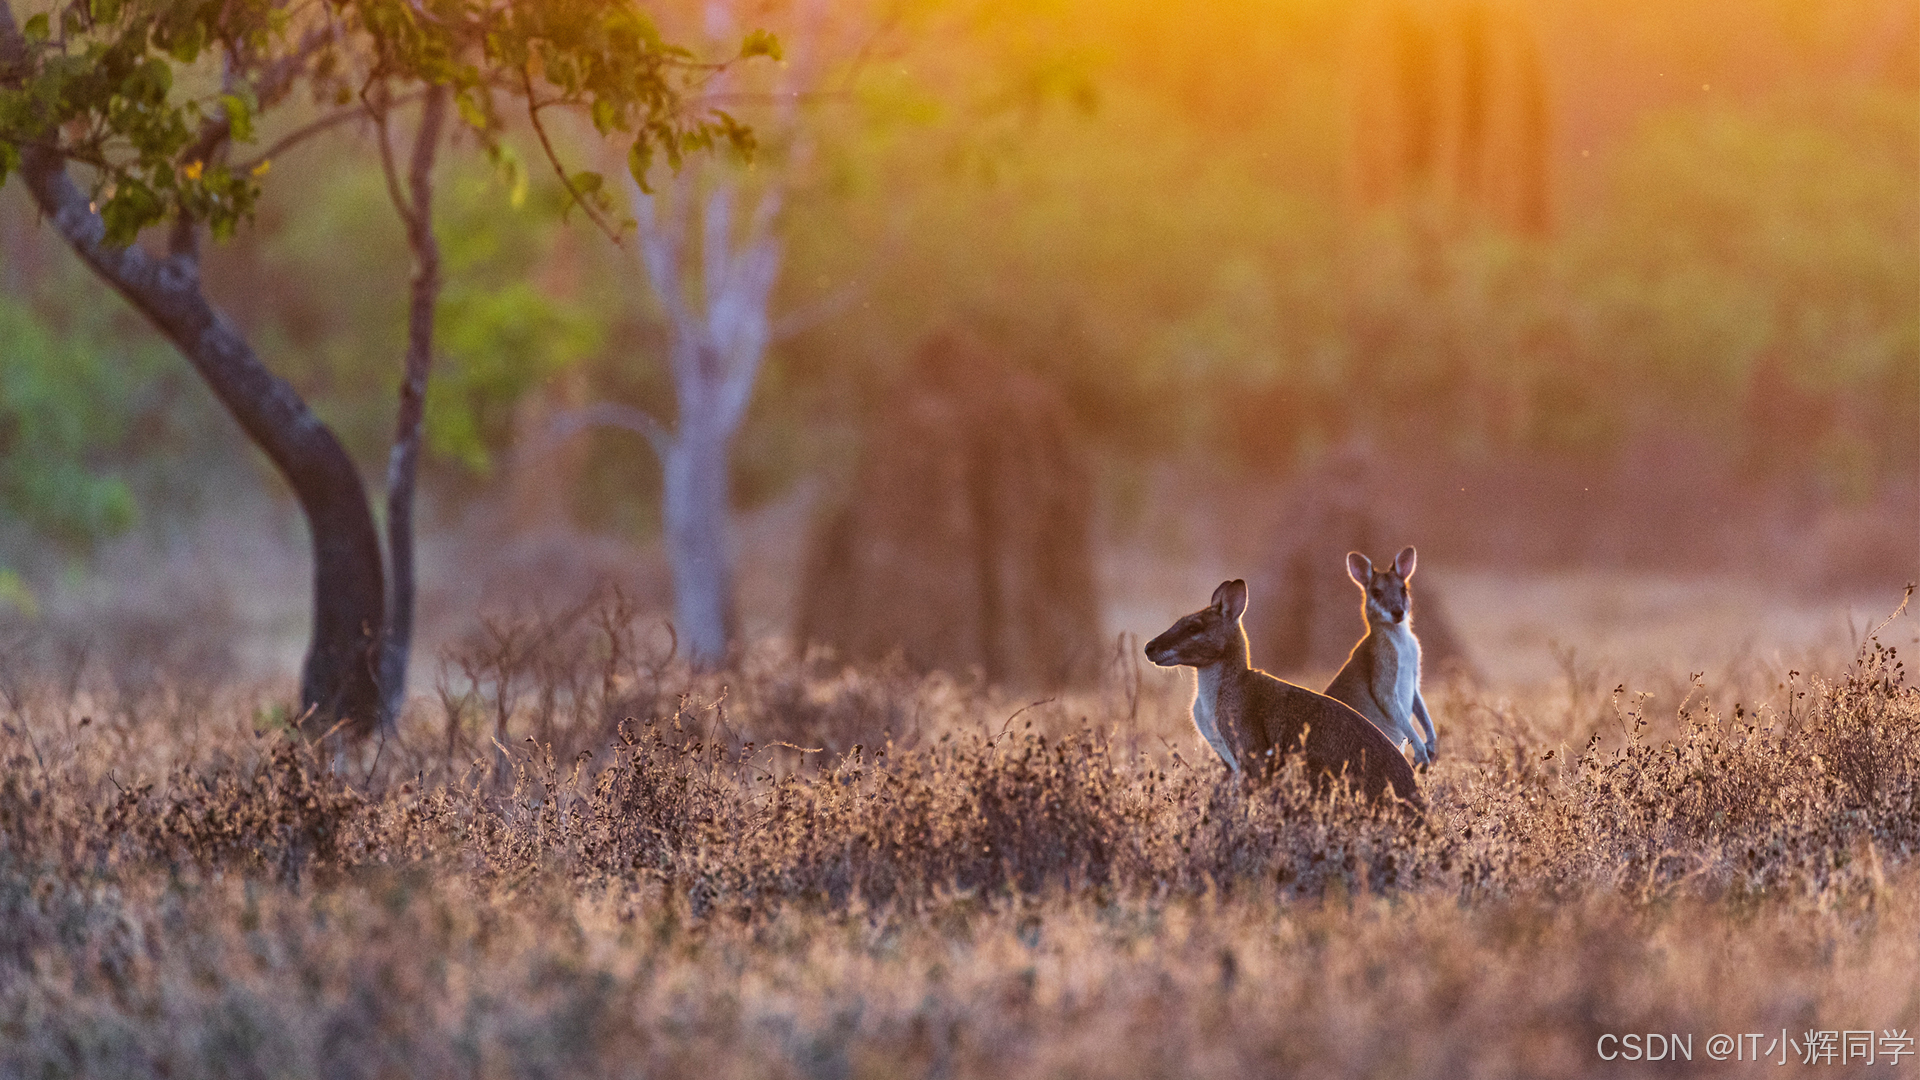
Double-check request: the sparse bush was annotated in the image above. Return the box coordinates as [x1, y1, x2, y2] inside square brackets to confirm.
[99, 739, 366, 884]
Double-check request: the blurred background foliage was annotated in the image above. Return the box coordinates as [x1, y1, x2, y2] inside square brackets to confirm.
[0, 0, 1913, 568]
[0, 296, 143, 551]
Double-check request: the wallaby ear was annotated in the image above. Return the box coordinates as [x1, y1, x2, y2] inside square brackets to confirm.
[1395, 546, 1417, 579]
[1346, 552, 1373, 587]
[1211, 579, 1249, 622]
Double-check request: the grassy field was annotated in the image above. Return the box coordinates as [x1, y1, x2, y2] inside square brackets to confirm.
[1, 583, 1918, 1078]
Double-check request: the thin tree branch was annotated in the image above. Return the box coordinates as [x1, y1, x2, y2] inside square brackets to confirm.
[235, 97, 400, 173]
[522, 65, 624, 245]
[162, 23, 336, 261]
[178, 112, 234, 174]
[771, 278, 865, 342]
[380, 83, 450, 725]
[368, 87, 416, 229]
[545, 401, 674, 460]
[170, 60, 241, 260]
[819, 0, 906, 102]
[255, 24, 332, 107]
[628, 169, 701, 352]
[689, 90, 855, 108]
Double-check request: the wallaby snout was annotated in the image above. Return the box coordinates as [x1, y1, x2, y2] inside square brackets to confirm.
[1144, 580, 1246, 669]
[1143, 615, 1210, 667]
[1142, 633, 1185, 667]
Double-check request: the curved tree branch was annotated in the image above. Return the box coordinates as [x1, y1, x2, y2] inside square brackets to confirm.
[367, 84, 417, 227]
[522, 65, 625, 244]
[234, 97, 402, 175]
[545, 401, 674, 461]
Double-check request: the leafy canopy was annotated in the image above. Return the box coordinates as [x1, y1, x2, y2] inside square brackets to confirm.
[0, 0, 777, 244]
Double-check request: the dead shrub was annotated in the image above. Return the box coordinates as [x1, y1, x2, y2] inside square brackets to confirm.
[437, 586, 677, 766]
[100, 738, 365, 883]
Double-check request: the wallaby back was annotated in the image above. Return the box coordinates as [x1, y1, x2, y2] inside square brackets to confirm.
[1234, 668, 1422, 805]
[1146, 579, 1422, 808]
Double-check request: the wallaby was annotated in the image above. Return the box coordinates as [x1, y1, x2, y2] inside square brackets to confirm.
[1324, 546, 1438, 767]
[1145, 579, 1422, 807]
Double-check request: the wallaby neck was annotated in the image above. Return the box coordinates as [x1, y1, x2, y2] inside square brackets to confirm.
[1370, 618, 1418, 647]
[1191, 628, 1252, 774]
[1199, 624, 1252, 681]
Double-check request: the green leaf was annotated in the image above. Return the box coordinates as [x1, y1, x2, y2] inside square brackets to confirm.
[22, 13, 49, 41]
[627, 139, 654, 194]
[99, 180, 163, 246]
[590, 97, 618, 135]
[711, 111, 756, 163]
[739, 29, 782, 62]
[0, 143, 18, 189]
[569, 170, 603, 197]
[454, 89, 490, 133]
[130, 56, 171, 103]
[163, 22, 204, 64]
[220, 93, 254, 143]
[89, 0, 122, 25]
[487, 143, 528, 208]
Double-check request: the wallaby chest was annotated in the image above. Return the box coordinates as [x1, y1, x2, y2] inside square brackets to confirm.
[1368, 623, 1422, 719]
[1191, 666, 1240, 772]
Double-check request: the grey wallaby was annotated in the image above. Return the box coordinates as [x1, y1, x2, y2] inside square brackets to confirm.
[1145, 579, 1422, 807]
[1324, 546, 1438, 766]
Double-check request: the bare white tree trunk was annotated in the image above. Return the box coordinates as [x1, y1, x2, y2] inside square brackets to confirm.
[556, 0, 848, 667]
[628, 171, 783, 666]
[661, 421, 737, 660]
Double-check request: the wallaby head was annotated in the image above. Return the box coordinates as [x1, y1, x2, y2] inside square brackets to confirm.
[1347, 546, 1418, 628]
[1145, 579, 1248, 668]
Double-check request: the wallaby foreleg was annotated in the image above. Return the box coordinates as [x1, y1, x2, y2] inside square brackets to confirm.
[1411, 691, 1437, 762]
[1369, 689, 1430, 766]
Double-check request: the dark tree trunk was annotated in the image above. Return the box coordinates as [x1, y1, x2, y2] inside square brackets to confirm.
[0, 85, 387, 733]
[379, 86, 449, 723]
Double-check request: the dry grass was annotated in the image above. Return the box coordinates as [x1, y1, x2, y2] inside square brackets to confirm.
[1, 593, 1917, 1078]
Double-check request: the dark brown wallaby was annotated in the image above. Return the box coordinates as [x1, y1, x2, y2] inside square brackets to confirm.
[1145, 579, 1423, 807]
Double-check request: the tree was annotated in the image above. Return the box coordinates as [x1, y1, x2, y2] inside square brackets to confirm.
[567, 0, 860, 667]
[374, 83, 450, 725]
[0, 0, 767, 734]
[621, 124, 787, 666]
